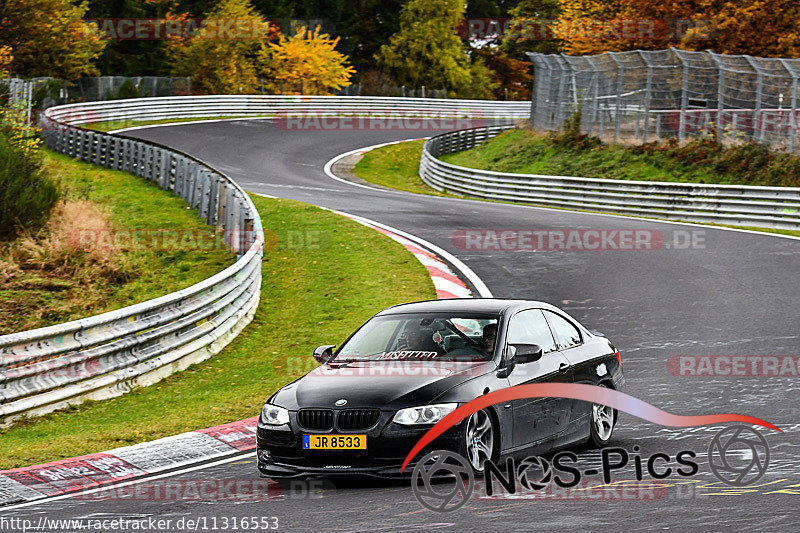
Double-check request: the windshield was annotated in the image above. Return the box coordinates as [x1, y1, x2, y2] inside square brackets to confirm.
[335, 313, 500, 362]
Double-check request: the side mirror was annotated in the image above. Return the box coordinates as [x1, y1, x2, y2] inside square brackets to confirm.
[509, 343, 543, 364]
[313, 345, 336, 364]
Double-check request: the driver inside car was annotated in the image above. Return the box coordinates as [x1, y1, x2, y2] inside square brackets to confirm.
[440, 321, 498, 359]
[481, 323, 497, 353]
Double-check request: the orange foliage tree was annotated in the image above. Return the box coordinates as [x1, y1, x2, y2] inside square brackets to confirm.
[0, 46, 12, 77]
[167, 0, 276, 94]
[558, 0, 800, 57]
[0, 0, 106, 78]
[258, 27, 356, 95]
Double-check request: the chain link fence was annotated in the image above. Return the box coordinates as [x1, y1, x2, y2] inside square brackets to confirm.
[527, 48, 800, 152]
[3, 76, 191, 106]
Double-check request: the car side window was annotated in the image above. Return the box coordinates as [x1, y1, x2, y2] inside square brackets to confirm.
[544, 311, 582, 349]
[506, 309, 557, 354]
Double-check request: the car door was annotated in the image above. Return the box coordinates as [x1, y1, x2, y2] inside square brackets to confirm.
[543, 310, 592, 424]
[504, 309, 574, 448]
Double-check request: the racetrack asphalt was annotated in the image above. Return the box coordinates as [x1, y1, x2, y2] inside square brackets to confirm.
[4, 119, 800, 532]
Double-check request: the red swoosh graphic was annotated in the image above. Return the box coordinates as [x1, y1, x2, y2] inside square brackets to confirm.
[400, 383, 781, 472]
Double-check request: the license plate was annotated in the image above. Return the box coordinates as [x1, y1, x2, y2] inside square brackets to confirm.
[303, 434, 367, 450]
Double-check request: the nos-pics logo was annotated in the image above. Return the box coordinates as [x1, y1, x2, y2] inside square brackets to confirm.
[411, 425, 770, 512]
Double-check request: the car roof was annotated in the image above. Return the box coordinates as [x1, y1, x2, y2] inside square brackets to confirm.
[376, 298, 561, 316]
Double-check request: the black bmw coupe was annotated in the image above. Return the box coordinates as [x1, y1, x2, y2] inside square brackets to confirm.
[257, 299, 624, 478]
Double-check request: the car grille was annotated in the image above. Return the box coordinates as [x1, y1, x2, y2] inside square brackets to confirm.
[338, 409, 381, 430]
[297, 409, 334, 430]
[296, 408, 381, 431]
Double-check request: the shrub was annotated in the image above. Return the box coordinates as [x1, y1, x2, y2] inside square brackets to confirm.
[0, 130, 59, 241]
[110, 79, 142, 100]
[550, 105, 601, 150]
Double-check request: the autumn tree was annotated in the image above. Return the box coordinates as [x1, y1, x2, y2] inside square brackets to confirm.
[675, 0, 800, 57]
[338, 0, 405, 75]
[0, 0, 106, 78]
[376, 0, 495, 98]
[557, 0, 800, 57]
[258, 27, 355, 95]
[473, 48, 533, 100]
[167, 0, 275, 94]
[500, 0, 563, 58]
[0, 46, 11, 78]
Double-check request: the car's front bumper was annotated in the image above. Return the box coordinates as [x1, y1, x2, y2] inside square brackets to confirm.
[256, 411, 463, 478]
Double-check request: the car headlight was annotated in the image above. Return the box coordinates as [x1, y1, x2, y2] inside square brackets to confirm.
[393, 403, 458, 425]
[260, 403, 290, 426]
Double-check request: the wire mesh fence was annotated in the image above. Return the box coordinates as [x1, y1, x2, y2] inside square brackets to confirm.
[3, 76, 191, 106]
[527, 48, 800, 152]
[2, 76, 450, 121]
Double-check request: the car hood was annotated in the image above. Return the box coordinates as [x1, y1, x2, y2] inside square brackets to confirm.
[271, 359, 495, 410]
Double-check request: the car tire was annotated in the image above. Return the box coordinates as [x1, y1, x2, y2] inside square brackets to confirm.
[588, 384, 616, 447]
[462, 408, 499, 473]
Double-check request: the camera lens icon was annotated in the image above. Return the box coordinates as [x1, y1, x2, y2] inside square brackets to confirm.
[708, 425, 770, 486]
[516, 456, 553, 491]
[411, 450, 474, 512]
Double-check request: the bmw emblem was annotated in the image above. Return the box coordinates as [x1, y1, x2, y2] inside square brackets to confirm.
[335, 399, 348, 407]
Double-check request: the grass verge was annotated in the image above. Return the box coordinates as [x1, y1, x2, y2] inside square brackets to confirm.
[0, 195, 435, 469]
[352, 140, 456, 197]
[441, 127, 800, 187]
[0, 150, 233, 334]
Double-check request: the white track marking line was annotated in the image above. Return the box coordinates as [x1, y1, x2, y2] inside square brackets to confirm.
[321, 139, 429, 193]
[331, 211, 493, 298]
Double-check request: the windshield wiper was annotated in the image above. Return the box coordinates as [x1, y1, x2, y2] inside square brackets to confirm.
[330, 355, 377, 363]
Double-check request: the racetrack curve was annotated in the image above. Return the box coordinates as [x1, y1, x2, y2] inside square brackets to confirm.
[5, 119, 800, 531]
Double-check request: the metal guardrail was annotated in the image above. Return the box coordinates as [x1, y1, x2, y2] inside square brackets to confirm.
[420, 126, 800, 230]
[0, 102, 265, 425]
[43, 95, 531, 126]
[0, 95, 528, 426]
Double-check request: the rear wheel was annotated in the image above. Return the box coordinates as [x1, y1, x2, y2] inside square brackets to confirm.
[588, 385, 615, 447]
[463, 409, 498, 472]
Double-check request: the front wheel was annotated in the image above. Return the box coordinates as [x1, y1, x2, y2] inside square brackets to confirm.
[463, 408, 498, 472]
[588, 386, 616, 447]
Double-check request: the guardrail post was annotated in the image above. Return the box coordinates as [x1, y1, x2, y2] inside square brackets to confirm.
[778, 58, 798, 154]
[744, 56, 765, 143]
[216, 180, 228, 234]
[608, 52, 625, 143]
[709, 52, 727, 144]
[111, 136, 120, 169]
[207, 173, 219, 226]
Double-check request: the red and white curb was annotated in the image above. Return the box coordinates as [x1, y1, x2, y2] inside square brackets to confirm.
[0, 418, 258, 507]
[334, 210, 472, 299]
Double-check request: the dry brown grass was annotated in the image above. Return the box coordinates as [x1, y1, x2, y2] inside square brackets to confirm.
[3, 199, 137, 283]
